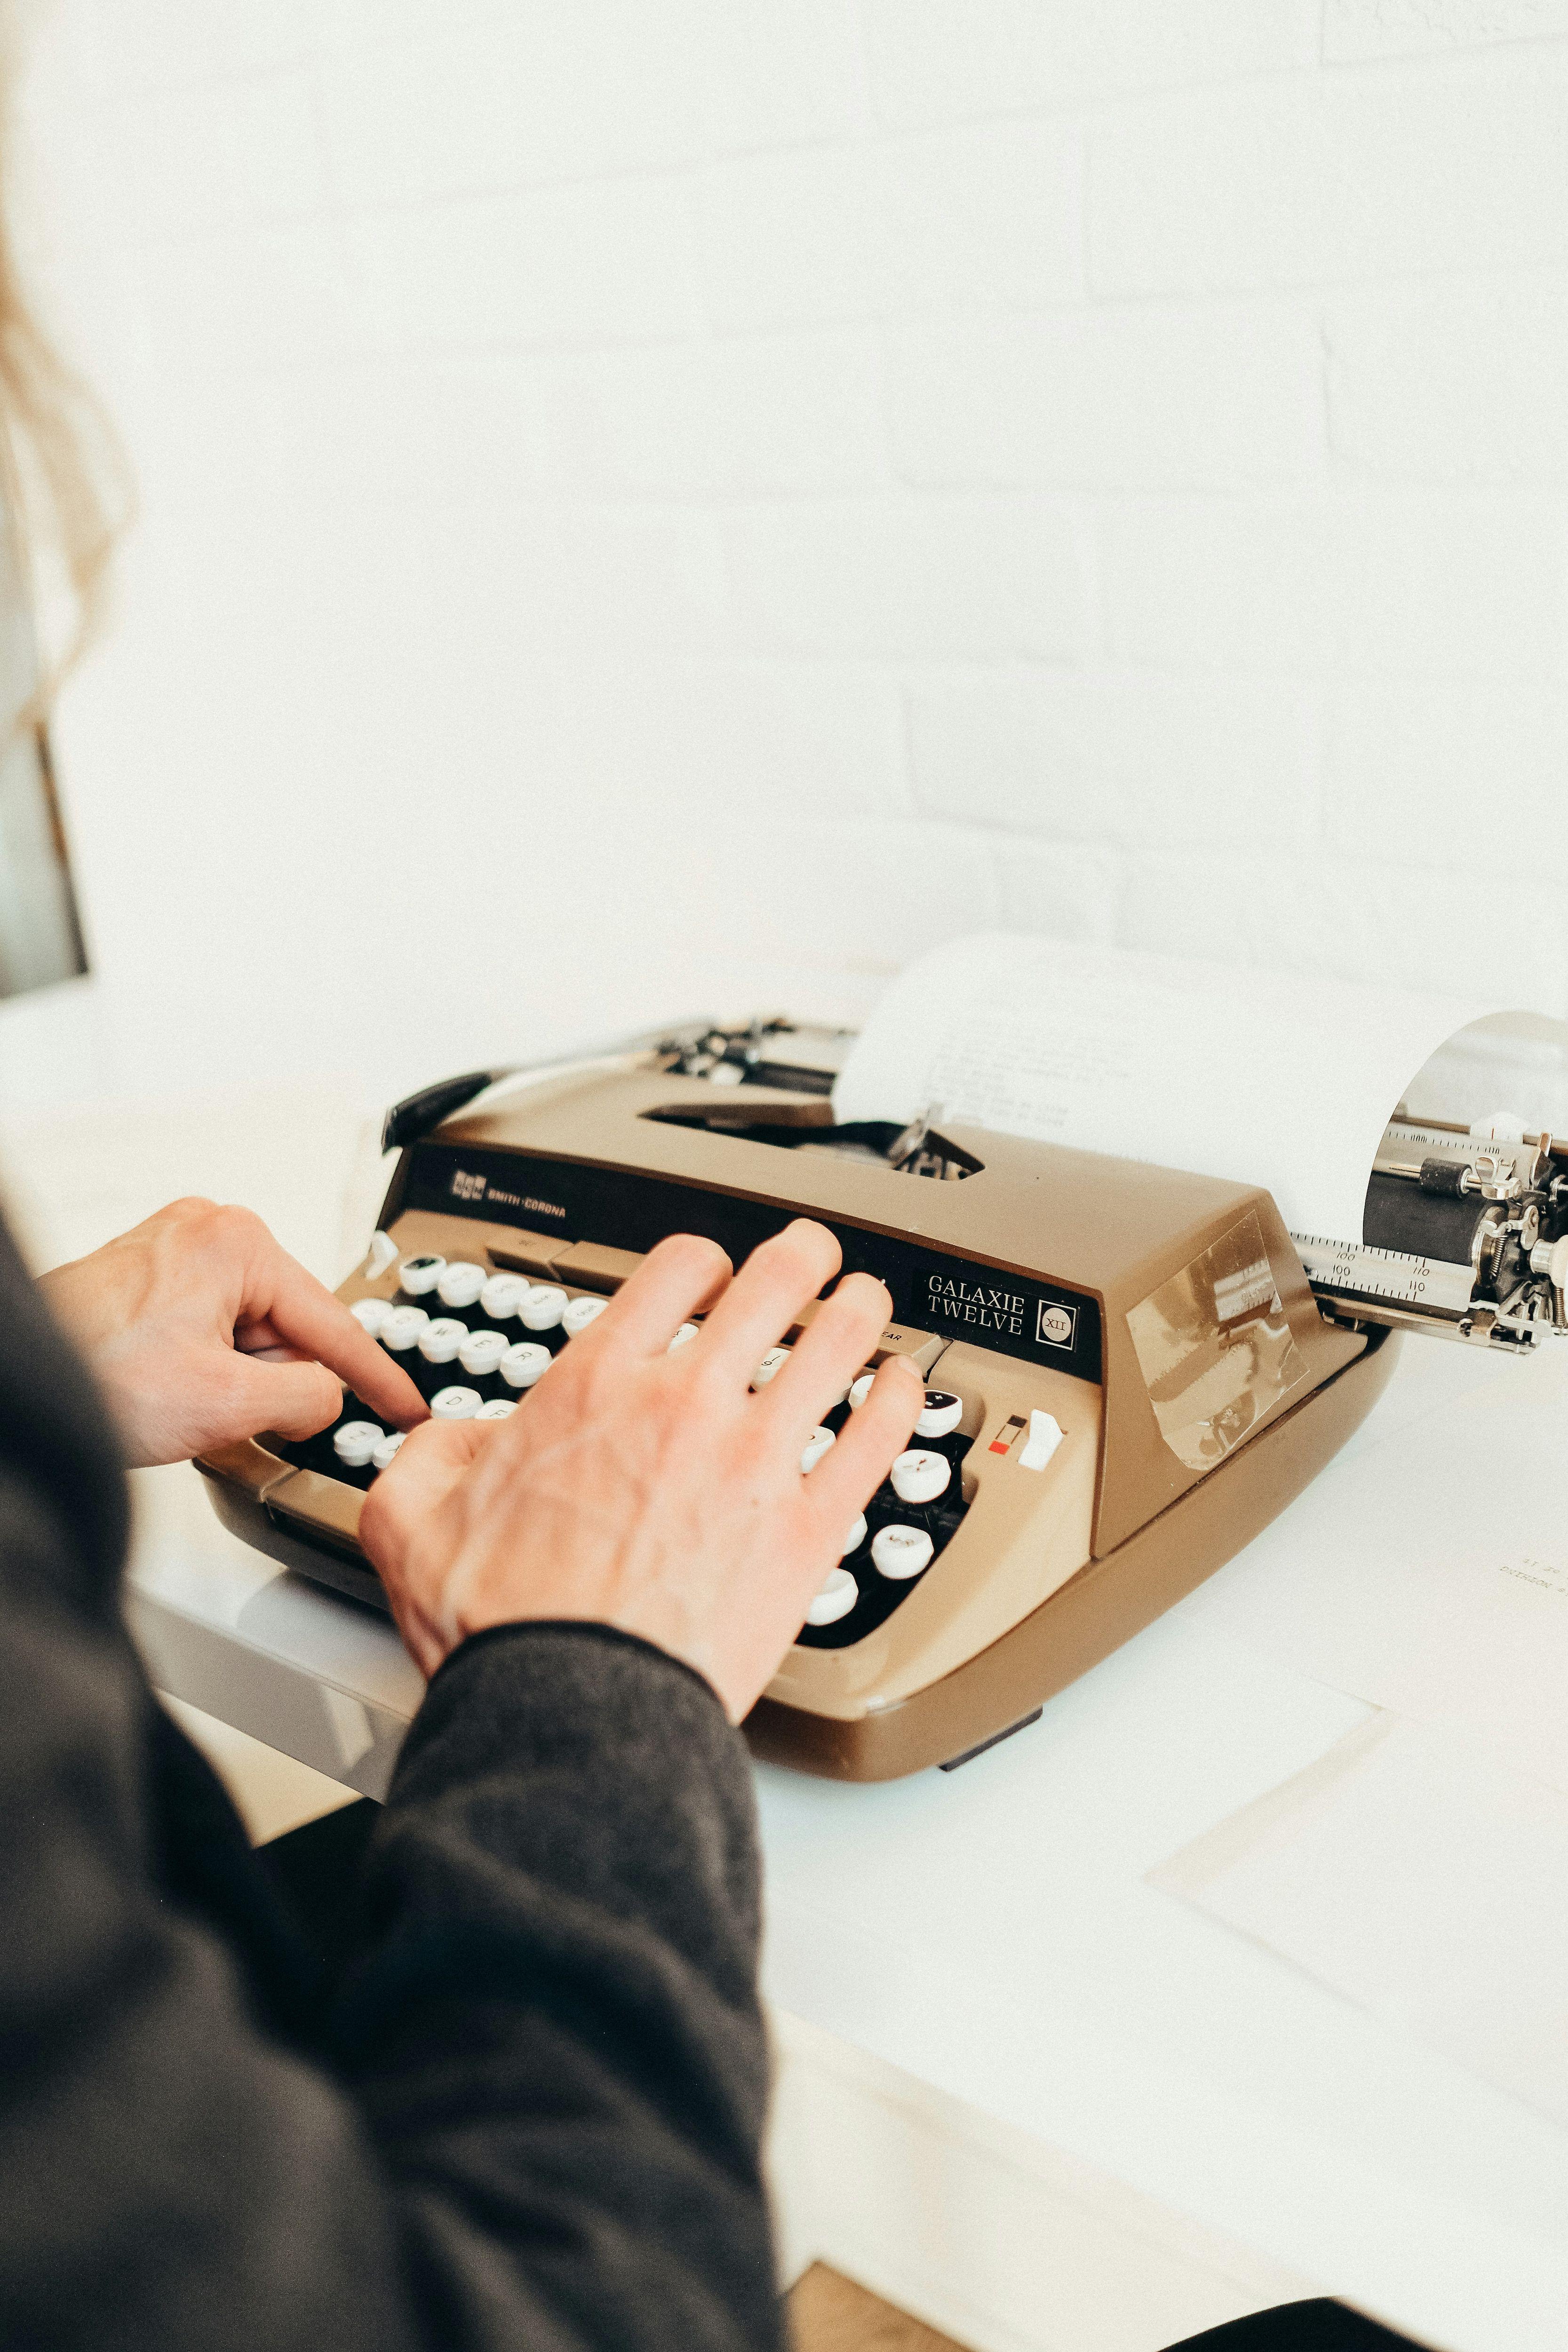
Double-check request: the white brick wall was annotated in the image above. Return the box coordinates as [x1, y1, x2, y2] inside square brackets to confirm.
[8, 0, 1568, 1113]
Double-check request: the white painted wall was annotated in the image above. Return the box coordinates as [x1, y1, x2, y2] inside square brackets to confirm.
[4, 0, 1568, 1125]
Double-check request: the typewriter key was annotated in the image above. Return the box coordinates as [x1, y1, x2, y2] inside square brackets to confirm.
[805, 1567, 858, 1628]
[418, 1318, 466, 1364]
[841, 1512, 868, 1556]
[668, 1321, 700, 1351]
[399, 1254, 446, 1300]
[371, 1430, 406, 1472]
[846, 1370, 875, 1411]
[480, 1272, 526, 1324]
[753, 1346, 790, 1387]
[333, 1420, 382, 1470]
[871, 1524, 934, 1581]
[437, 1260, 486, 1312]
[350, 1296, 393, 1337]
[430, 1385, 482, 1420]
[519, 1284, 567, 1333]
[500, 1341, 552, 1391]
[800, 1425, 836, 1473]
[475, 1398, 515, 1421]
[459, 1328, 509, 1379]
[915, 1389, 963, 1440]
[891, 1448, 950, 1506]
[562, 1295, 609, 1338]
[380, 1305, 429, 1356]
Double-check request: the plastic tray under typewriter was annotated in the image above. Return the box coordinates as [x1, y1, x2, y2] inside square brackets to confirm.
[195, 1036, 1399, 1780]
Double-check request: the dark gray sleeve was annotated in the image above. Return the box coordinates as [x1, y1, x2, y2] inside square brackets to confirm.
[335, 1622, 784, 2352]
[0, 1460, 783, 2352]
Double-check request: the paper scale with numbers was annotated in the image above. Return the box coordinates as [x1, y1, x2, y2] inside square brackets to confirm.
[194, 1025, 1568, 1782]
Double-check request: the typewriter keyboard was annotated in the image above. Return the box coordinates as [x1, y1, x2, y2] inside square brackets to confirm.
[271, 1253, 974, 1650]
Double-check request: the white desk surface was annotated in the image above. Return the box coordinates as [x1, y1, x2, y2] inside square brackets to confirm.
[125, 1335, 1568, 2352]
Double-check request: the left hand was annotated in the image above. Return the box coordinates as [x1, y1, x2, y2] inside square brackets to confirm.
[39, 1196, 428, 1468]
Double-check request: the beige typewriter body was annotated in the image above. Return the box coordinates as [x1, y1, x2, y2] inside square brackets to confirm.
[196, 1046, 1399, 1780]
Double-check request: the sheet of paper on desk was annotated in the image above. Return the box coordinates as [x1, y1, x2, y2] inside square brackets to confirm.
[833, 935, 1484, 1240]
[1190, 1351, 1568, 1798]
[1151, 1713, 1568, 2131]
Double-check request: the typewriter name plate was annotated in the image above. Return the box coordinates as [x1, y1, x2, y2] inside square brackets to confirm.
[403, 1143, 1103, 1384]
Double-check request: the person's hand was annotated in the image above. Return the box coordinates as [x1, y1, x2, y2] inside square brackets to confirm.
[360, 1219, 925, 1719]
[39, 1196, 428, 1468]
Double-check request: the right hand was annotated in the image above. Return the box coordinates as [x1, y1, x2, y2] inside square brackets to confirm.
[359, 1220, 925, 1719]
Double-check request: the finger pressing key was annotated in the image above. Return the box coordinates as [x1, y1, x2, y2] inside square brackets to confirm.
[700, 1219, 841, 1380]
[802, 1352, 924, 1528]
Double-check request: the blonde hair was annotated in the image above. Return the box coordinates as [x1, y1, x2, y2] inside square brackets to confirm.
[0, 10, 128, 708]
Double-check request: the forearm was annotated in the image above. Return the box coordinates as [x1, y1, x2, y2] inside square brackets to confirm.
[335, 1624, 784, 2352]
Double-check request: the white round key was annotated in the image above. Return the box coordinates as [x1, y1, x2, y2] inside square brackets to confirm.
[333, 1419, 382, 1468]
[480, 1272, 527, 1323]
[915, 1389, 963, 1441]
[418, 1317, 467, 1365]
[371, 1430, 406, 1471]
[872, 1523, 935, 1581]
[805, 1567, 859, 1627]
[350, 1296, 393, 1337]
[459, 1328, 510, 1377]
[399, 1253, 446, 1298]
[891, 1448, 950, 1505]
[431, 1384, 482, 1420]
[381, 1305, 429, 1353]
[563, 1294, 609, 1337]
[841, 1513, 868, 1557]
[668, 1322, 700, 1352]
[847, 1370, 876, 1411]
[500, 1341, 553, 1391]
[753, 1346, 791, 1388]
[801, 1425, 836, 1473]
[475, 1398, 516, 1421]
[437, 1260, 487, 1311]
[519, 1284, 568, 1332]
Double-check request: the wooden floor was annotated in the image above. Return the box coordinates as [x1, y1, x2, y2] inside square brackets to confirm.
[789, 2265, 972, 2352]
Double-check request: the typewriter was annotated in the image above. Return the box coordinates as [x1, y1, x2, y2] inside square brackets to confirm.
[195, 1017, 1568, 1780]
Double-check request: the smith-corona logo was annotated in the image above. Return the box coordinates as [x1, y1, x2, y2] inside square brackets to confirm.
[450, 1168, 486, 1203]
[923, 1271, 1027, 1337]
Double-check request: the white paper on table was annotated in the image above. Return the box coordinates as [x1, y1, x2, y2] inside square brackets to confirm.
[832, 935, 1487, 1241]
[1186, 1348, 1568, 1800]
[1151, 1713, 1568, 2131]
